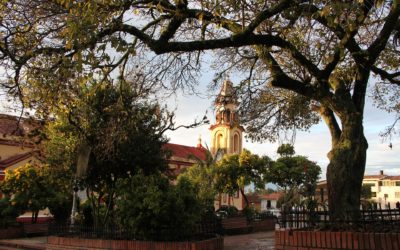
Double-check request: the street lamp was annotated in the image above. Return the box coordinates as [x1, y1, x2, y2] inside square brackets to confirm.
[71, 143, 91, 226]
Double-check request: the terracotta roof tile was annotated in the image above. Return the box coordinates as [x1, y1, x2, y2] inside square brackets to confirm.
[0, 114, 39, 136]
[163, 143, 207, 162]
[260, 192, 283, 201]
[0, 151, 35, 169]
[0, 138, 35, 148]
[363, 175, 386, 180]
[247, 194, 261, 203]
[385, 176, 400, 180]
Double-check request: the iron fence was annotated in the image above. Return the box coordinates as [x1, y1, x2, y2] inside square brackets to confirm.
[48, 219, 223, 241]
[279, 205, 400, 232]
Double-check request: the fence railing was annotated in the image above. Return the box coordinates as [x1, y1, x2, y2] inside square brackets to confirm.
[48, 219, 223, 241]
[278, 206, 400, 232]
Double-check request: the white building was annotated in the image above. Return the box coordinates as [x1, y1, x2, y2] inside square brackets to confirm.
[317, 170, 400, 209]
[363, 170, 400, 209]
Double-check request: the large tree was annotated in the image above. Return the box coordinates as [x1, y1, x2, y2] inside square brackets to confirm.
[214, 149, 271, 208]
[1, 0, 400, 221]
[268, 144, 321, 209]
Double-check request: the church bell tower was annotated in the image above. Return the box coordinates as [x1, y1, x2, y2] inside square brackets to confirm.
[210, 80, 244, 156]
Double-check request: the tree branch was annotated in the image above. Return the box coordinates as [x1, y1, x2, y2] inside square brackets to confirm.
[314, 105, 341, 146]
[371, 66, 400, 85]
[368, 2, 400, 62]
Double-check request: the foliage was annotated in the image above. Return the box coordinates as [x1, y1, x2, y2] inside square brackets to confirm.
[268, 156, 320, 191]
[0, 197, 20, 228]
[277, 144, 295, 157]
[248, 188, 277, 196]
[360, 184, 375, 209]
[42, 80, 175, 226]
[115, 172, 201, 241]
[214, 149, 271, 207]
[0, 164, 72, 223]
[242, 206, 257, 222]
[178, 147, 219, 210]
[2, 0, 400, 220]
[267, 146, 321, 209]
[361, 185, 373, 200]
[216, 205, 239, 218]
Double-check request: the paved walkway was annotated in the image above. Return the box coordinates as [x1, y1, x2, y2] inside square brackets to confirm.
[0, 232, 275, 249]
[224, 231, 275, 250]
[0, 237, 46, 250]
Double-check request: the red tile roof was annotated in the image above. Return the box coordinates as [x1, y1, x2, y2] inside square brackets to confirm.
[247, 194, 261, 204]
[385, 176, 400, 180]
[364, 175, 386, 180]
[0, 114, 39, 136]
[0, 115, 24, 136]
[260, 192, 283, 201]
[0, 138, 35, 148]
[163, 143, 207, 162]
[0, 151, 36, 169]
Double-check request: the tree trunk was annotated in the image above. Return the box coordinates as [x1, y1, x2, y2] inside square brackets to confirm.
[240, 188, 249, 208]
[327, 114, 368, 222]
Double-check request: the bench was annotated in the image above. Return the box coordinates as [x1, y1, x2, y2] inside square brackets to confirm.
[221, 217, 251, 234]
[23, 223, 49, 236]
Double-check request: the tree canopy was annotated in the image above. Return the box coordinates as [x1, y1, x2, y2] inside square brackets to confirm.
[214, 149, 271, 207]
[0, 163, 72, 223]
[1, 0, 400, 221]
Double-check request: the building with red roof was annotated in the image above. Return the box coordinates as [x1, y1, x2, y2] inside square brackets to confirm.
[0, 114, 40, 181]
[163, 140, 207, 176]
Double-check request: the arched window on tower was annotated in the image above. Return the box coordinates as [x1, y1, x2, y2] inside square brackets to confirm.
[233, 133, 240, 153]
[226, 110, 231, 123]
[216, 133, 224, 149]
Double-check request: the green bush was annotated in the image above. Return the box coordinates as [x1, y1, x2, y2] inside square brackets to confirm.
[115, 173, 202, 241]
[242, 206, 256, 221]
[217, 205, 239, 218]
[0, 198, 20, 228]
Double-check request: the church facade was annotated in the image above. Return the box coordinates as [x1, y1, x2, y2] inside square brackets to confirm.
[210, 80, 245, 211]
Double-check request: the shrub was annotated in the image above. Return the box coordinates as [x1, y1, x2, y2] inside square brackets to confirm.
[216, 205, 239, 218]
[0, 198, 20, 228]
[115, 173, 202, 241]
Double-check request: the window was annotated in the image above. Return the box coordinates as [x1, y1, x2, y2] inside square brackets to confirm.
[383, 181, 394, 186]
[384, 194, 389, 199]
[216, 133, 223, 149]
[226, 110, 231, 123]
[266, 200, 271, 209]
[395, 192, 400, 198]
[363, 183, 374, 188]
[233, 134, 239, 153]
[396, 181, 400, 186]
[320, 188, 325, 201]
[378, 181, 382, 186]
[371, 192, 377, 198]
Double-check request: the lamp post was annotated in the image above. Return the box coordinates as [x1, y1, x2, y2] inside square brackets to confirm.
[70, 179, 79, 226]
[71, 142, 91, 226]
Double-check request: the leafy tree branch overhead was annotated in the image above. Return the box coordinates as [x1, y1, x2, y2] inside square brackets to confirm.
[1, 0, 400, 221]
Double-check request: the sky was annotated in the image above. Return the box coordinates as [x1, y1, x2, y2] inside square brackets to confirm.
[1, 68, 399, 181]
[164, 73, 400, 181]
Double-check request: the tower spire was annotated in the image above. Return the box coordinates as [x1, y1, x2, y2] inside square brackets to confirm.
[209, 80, 244, 155]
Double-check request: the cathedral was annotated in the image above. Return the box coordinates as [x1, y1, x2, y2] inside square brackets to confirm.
[164, 79, 246, 211]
